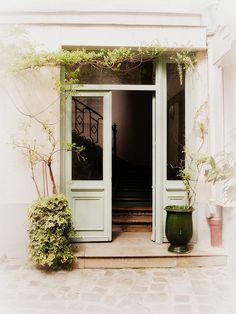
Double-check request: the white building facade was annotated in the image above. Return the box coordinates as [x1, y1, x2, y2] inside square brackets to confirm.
[0, 0, 235, 264]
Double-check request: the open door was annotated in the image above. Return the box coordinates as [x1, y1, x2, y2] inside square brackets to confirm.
[65, 92, 112, 242]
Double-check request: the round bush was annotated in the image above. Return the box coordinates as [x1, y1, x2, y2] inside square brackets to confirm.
[28, 194, 75, 270]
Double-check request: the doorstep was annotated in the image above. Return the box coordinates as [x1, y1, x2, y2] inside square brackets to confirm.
[72, 232, 227, 269]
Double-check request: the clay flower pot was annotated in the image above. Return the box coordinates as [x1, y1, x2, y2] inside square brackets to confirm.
[207, 217, 222, 247]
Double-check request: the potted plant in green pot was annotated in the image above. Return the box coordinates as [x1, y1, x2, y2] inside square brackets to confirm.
[165, 166, 195, 253]
[165, 119, 209, 253]
[165, 152, 209, 253]
[165, 204, 193, 253]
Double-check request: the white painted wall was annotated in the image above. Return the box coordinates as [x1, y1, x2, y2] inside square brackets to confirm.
[0, 67, 60, 257]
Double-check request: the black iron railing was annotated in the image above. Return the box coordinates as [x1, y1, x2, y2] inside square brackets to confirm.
[72, 98, 103, 144]
[72, 97, 117, 159]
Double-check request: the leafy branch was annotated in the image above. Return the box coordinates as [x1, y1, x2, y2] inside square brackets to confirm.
[179, 148, 209, 209]
[177, 103, 209, 209]
[13, 113, 84, 197]
[170, 48, 197, 85]
[205, 152, 236, 203]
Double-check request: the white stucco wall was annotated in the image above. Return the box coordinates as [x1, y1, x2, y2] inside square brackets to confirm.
[0, 67, 60, 257]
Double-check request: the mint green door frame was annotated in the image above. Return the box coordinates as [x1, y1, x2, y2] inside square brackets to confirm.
[60, 58, 195, 243]
[159, 58, 198, 243]
[61, 81, 161, 242]
[64, 91, 112, 242]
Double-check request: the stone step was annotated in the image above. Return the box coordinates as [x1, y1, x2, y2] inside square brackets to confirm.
[112, 214, 152, 224]
[72, 232, 227, 269]
[112, 224, 152, 232]
[113, 197, 151, 202]
[112, 205, 152, 231]
[113, 205, 152, 212]
[113, 200, 152, 207]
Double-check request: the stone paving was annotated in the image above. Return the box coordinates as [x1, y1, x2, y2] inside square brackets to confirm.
[0, 258, 236, 314]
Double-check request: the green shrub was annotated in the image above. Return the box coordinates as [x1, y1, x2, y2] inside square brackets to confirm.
[28, 194, 75, 270]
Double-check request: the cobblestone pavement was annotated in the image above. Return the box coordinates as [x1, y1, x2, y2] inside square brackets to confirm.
[0, 258, 236, 314]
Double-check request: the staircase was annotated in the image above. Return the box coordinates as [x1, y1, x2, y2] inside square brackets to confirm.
[112, 165, 152, 232]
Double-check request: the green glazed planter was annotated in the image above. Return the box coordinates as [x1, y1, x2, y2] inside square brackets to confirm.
[165, 205, 194, 253]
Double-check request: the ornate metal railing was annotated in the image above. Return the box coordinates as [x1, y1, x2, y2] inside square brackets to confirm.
[72, 97, 117, 159]
[72, 97, 103, 144]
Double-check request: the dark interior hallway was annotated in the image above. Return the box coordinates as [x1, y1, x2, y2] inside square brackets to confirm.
[112, 91, 153, 232]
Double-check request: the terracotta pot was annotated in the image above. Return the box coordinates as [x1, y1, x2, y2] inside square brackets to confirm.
[207, 217, 222, 247]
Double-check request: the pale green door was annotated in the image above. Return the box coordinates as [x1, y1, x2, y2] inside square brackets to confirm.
[65, 92, 112, 242]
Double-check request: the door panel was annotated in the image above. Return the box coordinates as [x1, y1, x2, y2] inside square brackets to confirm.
[65, 92, 112, 242]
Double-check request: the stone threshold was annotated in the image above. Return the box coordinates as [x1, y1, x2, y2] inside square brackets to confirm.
[72, 232, 227, 269]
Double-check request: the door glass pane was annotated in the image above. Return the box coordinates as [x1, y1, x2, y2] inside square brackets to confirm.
[72, 96, 103, 180]
[167, 63, 185, 180]
[65, 61, 155, 85]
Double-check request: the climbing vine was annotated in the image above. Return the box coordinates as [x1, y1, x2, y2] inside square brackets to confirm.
[10, 45, 197, 86]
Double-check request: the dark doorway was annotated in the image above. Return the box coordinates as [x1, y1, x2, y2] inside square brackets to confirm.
[112, 91, 153, 232]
